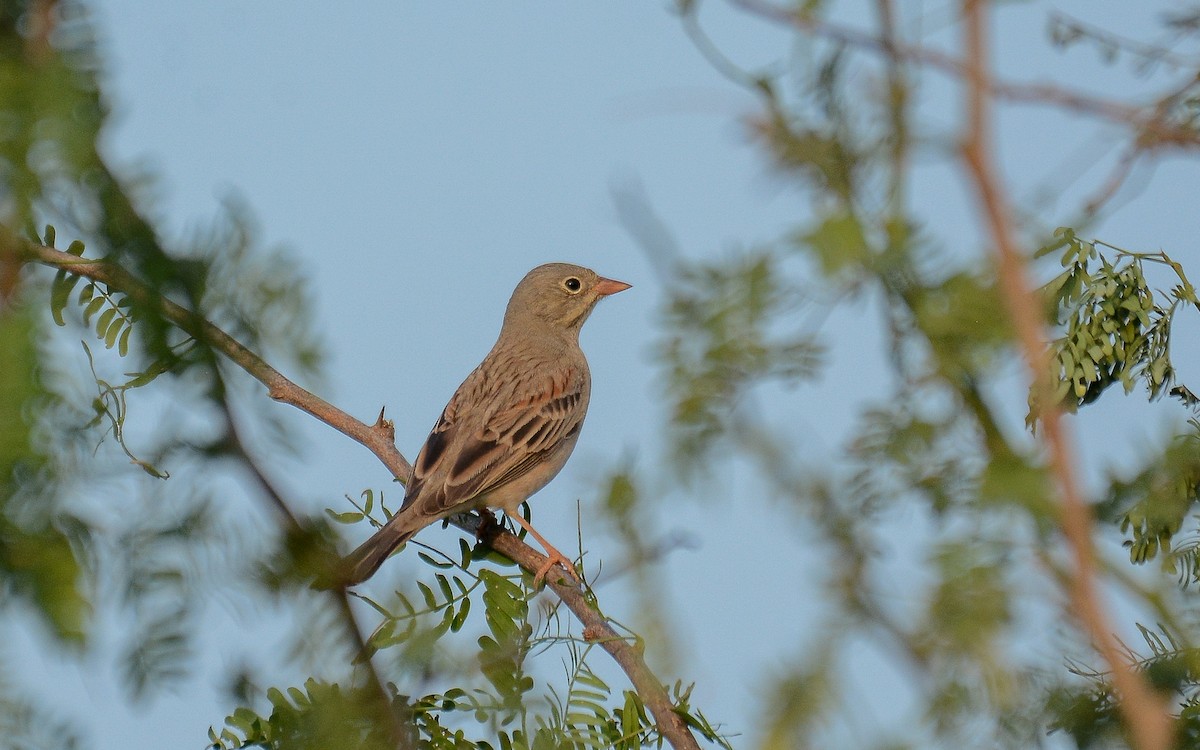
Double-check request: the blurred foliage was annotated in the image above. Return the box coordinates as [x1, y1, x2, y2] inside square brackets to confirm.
[0, 0, 341, 746]
[0, 299, 87, 642]
[659, 251, 822, 474]
[645, 1, 1200, 749]
[213, 510, 729, 750]
[0, 666, 83, 750]
[5, 1, 1200, 750]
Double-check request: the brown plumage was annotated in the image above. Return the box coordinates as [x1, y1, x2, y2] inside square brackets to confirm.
[337, 263, 630, 586]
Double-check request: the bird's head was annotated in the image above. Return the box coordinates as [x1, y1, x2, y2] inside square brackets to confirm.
[503, 262, 630, 334]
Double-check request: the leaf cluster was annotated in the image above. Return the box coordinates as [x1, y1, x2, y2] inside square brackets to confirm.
[216, 504, 729, 749]
[1039, 227, 1186, 410]
[1039, 230, 1200, 580]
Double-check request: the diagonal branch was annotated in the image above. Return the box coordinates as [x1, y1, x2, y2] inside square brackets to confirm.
[957, 2, 1173, 749]
[13, 238, 703, 750]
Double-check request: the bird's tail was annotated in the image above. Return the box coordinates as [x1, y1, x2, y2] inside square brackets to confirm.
[329, 521, 416, 588]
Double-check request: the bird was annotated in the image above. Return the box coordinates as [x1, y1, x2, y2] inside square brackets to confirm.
[336, 262, 630, 587]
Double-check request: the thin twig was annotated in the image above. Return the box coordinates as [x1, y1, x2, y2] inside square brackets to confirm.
[957, 2, 1173, 749]
[874, 0, 909, 216]
[730, 0, 1200, 148]
[1048, 10, 1199, 71]
[1082, 145, 1143, 216]
[16, 240, 704, 750]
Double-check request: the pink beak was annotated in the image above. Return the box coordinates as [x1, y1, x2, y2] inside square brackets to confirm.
[595, 277, 632, 296]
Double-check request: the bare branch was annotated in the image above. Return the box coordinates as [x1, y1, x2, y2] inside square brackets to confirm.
[19, 241, 413, 476]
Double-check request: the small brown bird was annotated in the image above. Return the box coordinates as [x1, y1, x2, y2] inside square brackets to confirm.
[338, 263, 630, 586]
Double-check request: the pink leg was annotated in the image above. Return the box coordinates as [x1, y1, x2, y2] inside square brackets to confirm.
[503, 509, 580, 584]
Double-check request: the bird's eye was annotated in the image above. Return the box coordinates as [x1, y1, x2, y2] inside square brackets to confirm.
[563, 277, 582, 293]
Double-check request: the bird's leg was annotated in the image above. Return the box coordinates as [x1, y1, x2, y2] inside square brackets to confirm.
[503, 509, 580, 584]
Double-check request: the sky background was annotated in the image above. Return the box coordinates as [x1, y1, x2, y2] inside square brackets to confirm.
[11, 2, 1200, 748]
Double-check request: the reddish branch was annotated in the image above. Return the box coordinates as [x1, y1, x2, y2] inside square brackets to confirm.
[957, 2, 1173, 749]
[14, 240, 703, 750]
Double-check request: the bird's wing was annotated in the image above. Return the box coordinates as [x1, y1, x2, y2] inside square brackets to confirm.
[400, 363, 587, 519]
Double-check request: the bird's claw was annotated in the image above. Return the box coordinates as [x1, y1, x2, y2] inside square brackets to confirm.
[533, 551, 579, 586]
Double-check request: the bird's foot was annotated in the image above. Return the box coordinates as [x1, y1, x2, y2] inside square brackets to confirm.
[502, 508, 581, 586]
[533, 549, 580, 586]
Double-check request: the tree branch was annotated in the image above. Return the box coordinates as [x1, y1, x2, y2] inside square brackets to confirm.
[15, 241, 411, 478]
[14, 239, 703, 750]
[215, 392, 409, 748]
[730, 0, 1200, 149]
[957, 3, 1173, 749]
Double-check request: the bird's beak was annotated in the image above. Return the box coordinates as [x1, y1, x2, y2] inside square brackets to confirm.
[594, 277, 632, 296]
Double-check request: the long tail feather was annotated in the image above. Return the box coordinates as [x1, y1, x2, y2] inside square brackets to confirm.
[335, 522, 415, 587]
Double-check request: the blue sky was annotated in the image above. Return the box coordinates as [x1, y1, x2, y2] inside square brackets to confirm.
[14, 2, 1200, 748]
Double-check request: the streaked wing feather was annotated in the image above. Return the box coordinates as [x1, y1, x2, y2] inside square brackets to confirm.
[397, 412, 454, 514]
[409, 368, 584, 517]
[484, 420, 581, 492]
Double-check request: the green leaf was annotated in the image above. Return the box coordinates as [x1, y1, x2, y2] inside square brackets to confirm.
[417, 581, 437, 609]
[578, 670, 610, 692]
[43, 224, 55, 247]
[435, 604, 455, 635]
[118, 325, 132, 357]
[979, 452, 1052, 515]
[123, 370, 161, 389]
[103, 318, 123, 349]
[50, 270, 70, 326]
[622, 692, 641, 739]
[803, 210, 869, 276]
[1035, 227, 1073, 259]
[417, 551, 454, 569]
[82, 295, 104, 324]
[1, 526, 88, 643]
[96, 307, 116, 337]
[395, 592, 416, 617]
[66, 239, 85, 256]
[451, 596, 471, 632]
[324, 509, 364, 524]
